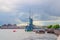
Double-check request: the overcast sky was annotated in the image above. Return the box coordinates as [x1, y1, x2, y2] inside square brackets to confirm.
[0, 0, 60, 25]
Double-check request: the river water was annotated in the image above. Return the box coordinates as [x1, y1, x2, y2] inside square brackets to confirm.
[0, 29, 57, 40]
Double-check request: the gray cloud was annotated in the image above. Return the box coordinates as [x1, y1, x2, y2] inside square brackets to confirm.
[0, 0, 60, 25]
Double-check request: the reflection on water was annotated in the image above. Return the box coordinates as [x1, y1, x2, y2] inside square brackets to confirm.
[0, 29, 57, 40]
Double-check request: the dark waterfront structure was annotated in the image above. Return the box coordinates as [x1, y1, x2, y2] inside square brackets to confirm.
[25, 17, 34, 31]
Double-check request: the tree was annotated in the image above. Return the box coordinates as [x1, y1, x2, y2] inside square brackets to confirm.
[52, 24, 60, 29]
[47, 25, 52, 29]
[47, 24, 60, 29]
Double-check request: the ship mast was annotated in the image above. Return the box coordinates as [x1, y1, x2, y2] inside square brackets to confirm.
[29, 8, 33, 19]
[29, 8, 33, 25]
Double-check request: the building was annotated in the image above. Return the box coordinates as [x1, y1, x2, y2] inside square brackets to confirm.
[1, 24, 20, 29]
